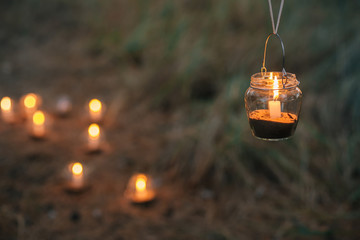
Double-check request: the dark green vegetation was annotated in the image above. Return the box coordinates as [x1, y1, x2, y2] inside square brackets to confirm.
[0, 0, 359, 239]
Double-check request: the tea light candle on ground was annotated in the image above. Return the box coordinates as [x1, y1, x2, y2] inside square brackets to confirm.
[1, 97, 15, 123]
[56, 95, 72, 116]
[30, 110, 46, 138]
[125, 173, 156, 204]
[88, 99, 103, 122]
[70, 162, 84, 190]
[88, 123, 101, 152]
[22, 93, 41, 119]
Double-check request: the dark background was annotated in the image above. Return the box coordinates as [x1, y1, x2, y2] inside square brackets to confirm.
[0, 0, 359, 239]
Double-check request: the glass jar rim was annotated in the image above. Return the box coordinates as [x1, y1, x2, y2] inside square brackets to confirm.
[250, 71, 299, 90]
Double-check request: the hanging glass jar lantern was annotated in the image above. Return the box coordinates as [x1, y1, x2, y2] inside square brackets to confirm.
[245, 33, 302, 141]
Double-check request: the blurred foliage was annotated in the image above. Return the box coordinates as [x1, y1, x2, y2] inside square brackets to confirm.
[92, 1, 360, 226]
[81, 0, 360, 199]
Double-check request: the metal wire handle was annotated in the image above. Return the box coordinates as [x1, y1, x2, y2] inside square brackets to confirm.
[261, 33, 288, 87]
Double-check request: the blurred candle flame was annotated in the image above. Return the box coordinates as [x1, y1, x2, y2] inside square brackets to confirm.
[1, 96, 15, 123]
[24, 93, 38, 109]
[33, 111, 45, 125]
[30, 110, 46, 138]
[22, 93, 41, 119]
[135, 174, 147, 192]
[69, 162, 84, 190]
[87, 123, 101, 151]
[125, 173, 155, 203]
[88, 123, 100, 139]
[89, 99, 102, 113]
[72, 162, 83, 176]
[88, 99, 103, 122]
[1, 97, 12, 111]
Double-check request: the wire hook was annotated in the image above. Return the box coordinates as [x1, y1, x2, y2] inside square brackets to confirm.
[261, 33, 287, 87]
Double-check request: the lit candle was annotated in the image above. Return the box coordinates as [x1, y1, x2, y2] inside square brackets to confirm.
[88, 123, 101, 151]
[125, 173, 156, 203]
[22, 93, 41, 119]
[31, 110, 46, 138]
[70, 162, 84, 189]
[1, 97, 15, 123]
[88, 99, 103, 122]
[268, 75, 281, 118]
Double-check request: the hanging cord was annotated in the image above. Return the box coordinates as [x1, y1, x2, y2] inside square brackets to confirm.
[268, 0, 284, 34]
[262, 0, 287, 87]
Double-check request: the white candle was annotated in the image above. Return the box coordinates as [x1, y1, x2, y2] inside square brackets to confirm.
[268, 76, 281, 118]
[31, 110, 46, 138]
[88, 123, 101, 151]
[71, 162, 84, 189]
[126, 174, 156, 203]
[1, 97, 15, 123]
[268, 100, 281, 118]
[56, 95, 72, 116]
[88, 99, 103, 122]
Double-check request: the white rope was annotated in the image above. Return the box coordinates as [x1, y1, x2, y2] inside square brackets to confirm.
[267, 0, 285, 34]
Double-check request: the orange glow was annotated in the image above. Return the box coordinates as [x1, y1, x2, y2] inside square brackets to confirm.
[125, 173, 155, 203]
[89, 99, 102, 113]
[24, 94, 38, 109]
[135, 174, 147, 192]
[88, 123, 100, 138]
[33, 111, 45, 125]
[72, 162, 83, 176]
[273, 76, 280, 100]
[1, 97, 12, 111]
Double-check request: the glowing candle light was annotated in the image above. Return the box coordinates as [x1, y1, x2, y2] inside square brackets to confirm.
[65, 162, 89, 193]
[268, 75, 281, 118]
[1, 97, 15, 123]
[31, 110, 46, 138]
[246, 71, 301, 140]
[22, 93, 41, 118]
[136, 175, 147, 194]
[125, 173, 156, 204]
[70, 162, 84, 189]
[88, 99, 103, 122]
[88, 123, 101, 151]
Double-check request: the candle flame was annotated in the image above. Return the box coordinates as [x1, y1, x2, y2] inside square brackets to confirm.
[33, 111, 45, 125]
[273, 76, 280, 100]
[89, 99, 102, 113]
[269, 72, 273, 80]
[72, 162, 83, 176]
[1, 97, 12, 111]
[135, 174, 147, 192]
[88, 123, 100, 138]
[24, 94, 38, 109]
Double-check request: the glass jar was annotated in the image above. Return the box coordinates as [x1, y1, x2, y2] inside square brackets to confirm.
[244, 71, 302, 141]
